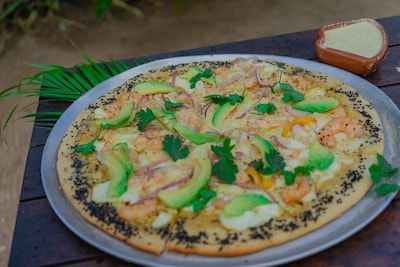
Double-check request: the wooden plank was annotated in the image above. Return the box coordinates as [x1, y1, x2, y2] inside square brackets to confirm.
[9, 199, 103, 267]
[19, 146, 45, 201]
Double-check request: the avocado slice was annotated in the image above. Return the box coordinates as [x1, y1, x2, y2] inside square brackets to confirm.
[174, 124, 222, 145]
[252, 135, 275, 166]
[96, 101, 135, 129]
[182, 66, 217, 87]
[132, 81, 178, 95]
[104, 143, 133, 197]
[212, 102, 237, 127]
[158, 145, 212, 209]
[292, 97, 339, 113]
[305, 141, 335, 170]
[223, 194, 272, 217]
[150, 107, 177, 132]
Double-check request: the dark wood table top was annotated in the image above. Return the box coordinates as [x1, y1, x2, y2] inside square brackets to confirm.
[9, 16, 400, 267]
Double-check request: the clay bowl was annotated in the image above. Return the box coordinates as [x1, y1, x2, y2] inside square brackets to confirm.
[315, 18, 388, 76]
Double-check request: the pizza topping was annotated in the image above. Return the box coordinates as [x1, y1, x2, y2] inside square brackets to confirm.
[136, 108, 157, 131]
[292, 97, 339, 113]
[318, 117, 364, 147]
[132, 81, 178, 94]
[223, 194, 272, 217]
[103, 142, 133, 197]
[211, 138, 238, 184]
[162, 134, 189, 162]
[158, 145, 211, 209]
[96, 101, 135, 129]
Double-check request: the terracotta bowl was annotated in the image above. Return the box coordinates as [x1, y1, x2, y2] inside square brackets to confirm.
[315, 18, 388, 76]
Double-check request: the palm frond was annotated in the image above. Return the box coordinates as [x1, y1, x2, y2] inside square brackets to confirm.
[0, 51, 149, 140]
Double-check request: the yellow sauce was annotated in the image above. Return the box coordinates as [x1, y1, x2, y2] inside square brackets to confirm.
[323, 21, 383, 58]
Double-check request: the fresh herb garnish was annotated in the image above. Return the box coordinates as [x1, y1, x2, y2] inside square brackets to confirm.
[205, 92, 244, 106]
[190, 68, 213, 88]
[369, 153, 399, 196]
[164, 98, 183, 110]
[137, 108, 156, 131]
[211, 138, 238, 184]
[282, 166, 311, 185]
[73, 127, 102, 154]
[254, 149, 286, 175]
[162, 134, 190, 161]
[282, 91, 305, 102]
[192, 187, 217, 212]
[254, 103, 277, 115]
[272, 72, 304, 102]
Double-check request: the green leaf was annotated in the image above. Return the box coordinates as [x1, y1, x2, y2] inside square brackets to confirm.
[190, 68, 213, 88]
[204, 93, 244, 106]
[374, 183, 400, 196]
[369, 153, 399, 196]
[73, 128, 102, 154]
[162, 134, 190, 161]
[211, 138, 238, 183]
[254, 103, 277, 115]
[164, 98, 183, 110]
[282, 91, 305, 102]
[136, 108, 156, 131]
[192, 188, 217, 212]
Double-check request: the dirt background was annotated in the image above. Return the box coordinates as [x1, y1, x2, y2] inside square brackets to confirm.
[1, 0, 399, 265]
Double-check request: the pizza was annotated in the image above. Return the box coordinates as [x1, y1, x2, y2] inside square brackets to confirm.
[57, 56, 384, 256]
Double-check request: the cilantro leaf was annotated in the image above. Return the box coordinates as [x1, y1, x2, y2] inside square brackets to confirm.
[282, 166, 311, 185]
[282, 91, 305, 102]
[369, 154, 399, 196]
[257, 149, 286, 175]
[190, 68, 213, 88]
[211, 138, 238, 183]
[73, 128, 102, 154]
[204, 93, 244, 106]
[137, 108, 156, 131]
[192, 187, 217, 212]
[164, 98, 183, 110]
[162, 134, 190, 161]
[254, 103, 277, 115]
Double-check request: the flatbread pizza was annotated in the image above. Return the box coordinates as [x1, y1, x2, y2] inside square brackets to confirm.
[56, 56, 384, 256]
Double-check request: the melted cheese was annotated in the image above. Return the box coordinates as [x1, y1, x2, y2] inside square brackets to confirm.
[220, 204, 281, 230]
[92, 181, 140, 204]
[323, 21, 383, 58]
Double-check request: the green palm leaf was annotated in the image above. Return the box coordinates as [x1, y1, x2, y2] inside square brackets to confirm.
[0, 51, 149, 138]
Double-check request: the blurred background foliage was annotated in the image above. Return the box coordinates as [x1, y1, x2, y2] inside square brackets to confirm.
[0, 0, 192, 55]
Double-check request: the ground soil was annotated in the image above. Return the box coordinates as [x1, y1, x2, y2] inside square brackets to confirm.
[1, 0, 399, 266]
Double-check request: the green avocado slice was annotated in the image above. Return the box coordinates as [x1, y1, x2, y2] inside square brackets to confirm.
[158, 145, 212, 209]
[174, 124, 222, 145]
[104, 143, 133, 197]
[96, 101, 135, 129]
[212, 102, 237, 127]
[223, 194, 272, 217]
[292, 97, 339, 112]
[132, 81, 178, 95]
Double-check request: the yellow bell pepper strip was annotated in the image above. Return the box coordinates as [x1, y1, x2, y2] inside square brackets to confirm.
[282, 116, 316, 137]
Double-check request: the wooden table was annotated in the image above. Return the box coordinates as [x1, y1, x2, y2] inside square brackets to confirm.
[9, 16, 400, 267]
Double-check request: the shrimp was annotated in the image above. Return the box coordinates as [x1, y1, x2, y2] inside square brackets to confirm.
[279, 176, 313, 204]
[175, 109, 201, 132]
[327, 106, 346, 118]
[133, 135, 163, 151]
[118, 198, 158, 221]
[318, 117, 363, 147]
[106, 92, 141, 118]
